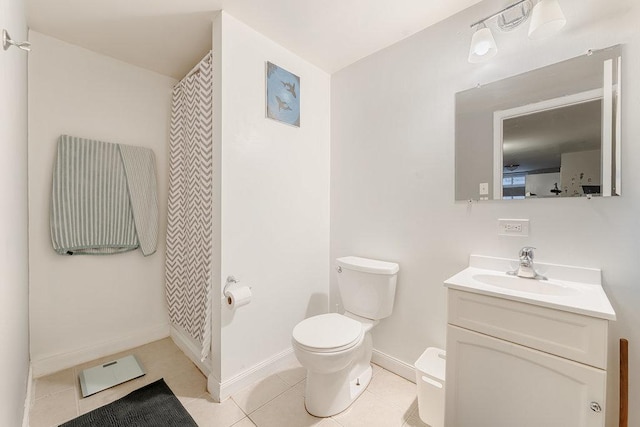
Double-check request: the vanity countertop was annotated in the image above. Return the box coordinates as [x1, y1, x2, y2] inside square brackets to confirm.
[444, 255, 616, 320]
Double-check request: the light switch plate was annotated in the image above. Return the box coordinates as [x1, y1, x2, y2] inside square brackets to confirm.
[498, 219, 529, 236]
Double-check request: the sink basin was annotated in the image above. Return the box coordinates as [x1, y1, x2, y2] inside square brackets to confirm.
[472, 273, 578, 296]
[443, 255, 616, 320]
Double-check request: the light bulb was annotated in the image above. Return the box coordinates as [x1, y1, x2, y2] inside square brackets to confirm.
[468, 26, 497, 63]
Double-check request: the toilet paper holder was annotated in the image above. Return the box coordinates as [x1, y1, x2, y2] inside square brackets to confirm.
[224, 275, 240, 295]
[224, 275, 252, 294]
[223, 275, 252, 307]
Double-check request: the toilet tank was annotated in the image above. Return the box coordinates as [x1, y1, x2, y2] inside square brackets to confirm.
[336, 256, 399, 320]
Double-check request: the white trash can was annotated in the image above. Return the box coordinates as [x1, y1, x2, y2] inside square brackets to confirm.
[414, 347, 446, 427]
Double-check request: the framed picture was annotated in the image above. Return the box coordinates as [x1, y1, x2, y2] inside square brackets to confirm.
[266, 62, 300, 127]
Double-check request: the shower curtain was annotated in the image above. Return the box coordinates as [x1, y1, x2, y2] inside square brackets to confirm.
[166, 51, 213, 361]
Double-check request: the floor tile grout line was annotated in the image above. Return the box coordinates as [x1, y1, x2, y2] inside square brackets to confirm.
[30, 388, 78, 416]
[274, 370, 306, 387]
[32, 342, 421, 427]
[233, 374, 299, 417]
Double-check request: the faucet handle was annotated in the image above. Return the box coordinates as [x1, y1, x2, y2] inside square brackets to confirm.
[519, 247, 536, 259]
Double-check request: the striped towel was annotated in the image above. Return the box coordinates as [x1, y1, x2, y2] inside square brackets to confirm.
[50, 135, 158, 256]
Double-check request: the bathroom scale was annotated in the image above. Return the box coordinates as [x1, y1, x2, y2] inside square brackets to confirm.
[78, 354, 145, 397]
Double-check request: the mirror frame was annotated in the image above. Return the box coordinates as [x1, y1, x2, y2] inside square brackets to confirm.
[454, 45, 623, 201]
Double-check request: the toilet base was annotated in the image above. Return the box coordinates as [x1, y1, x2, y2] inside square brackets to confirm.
[305, 363, 372, 417]
[303, 333, 374, 417]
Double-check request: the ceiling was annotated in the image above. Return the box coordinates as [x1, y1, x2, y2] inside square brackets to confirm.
[26, 0, 483, 79]
[503, 100, 602, 173]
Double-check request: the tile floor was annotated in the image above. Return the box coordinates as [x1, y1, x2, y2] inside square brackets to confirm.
[29, 338, 428, 427]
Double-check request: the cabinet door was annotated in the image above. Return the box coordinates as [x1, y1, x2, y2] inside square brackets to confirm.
[445, 325, 606, 427]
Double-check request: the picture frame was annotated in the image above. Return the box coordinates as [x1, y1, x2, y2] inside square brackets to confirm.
[265, 62, 300, 127]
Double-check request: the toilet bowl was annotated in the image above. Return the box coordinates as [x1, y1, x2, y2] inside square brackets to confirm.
[292, 256, 399, 417]
[292, 312, 377, 417]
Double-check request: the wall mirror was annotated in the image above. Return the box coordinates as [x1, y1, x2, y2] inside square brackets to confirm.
[455, 45, 622, 201]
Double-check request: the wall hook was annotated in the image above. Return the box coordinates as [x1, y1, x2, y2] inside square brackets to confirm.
[2, 29, 31, 52]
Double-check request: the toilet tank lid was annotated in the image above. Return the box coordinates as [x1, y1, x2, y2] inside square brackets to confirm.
[336, 256, 399, 275]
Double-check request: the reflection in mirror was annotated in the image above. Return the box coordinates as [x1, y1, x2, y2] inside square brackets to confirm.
[455, 45, 622, 201]
[496, 90, 603, 199]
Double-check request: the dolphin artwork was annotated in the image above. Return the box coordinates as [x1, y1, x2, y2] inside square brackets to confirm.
[276, 96, 292, 111]
[281, 81, 297, 98]
[266, 61, 300, 127]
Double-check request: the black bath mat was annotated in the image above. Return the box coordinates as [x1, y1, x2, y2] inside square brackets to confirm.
[60, 379, 198, 427]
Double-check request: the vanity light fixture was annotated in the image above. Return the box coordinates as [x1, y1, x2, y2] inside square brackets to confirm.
[528, 0, 567, 39]
[468, 22, 498, 63]
[468, 0, 566, 63]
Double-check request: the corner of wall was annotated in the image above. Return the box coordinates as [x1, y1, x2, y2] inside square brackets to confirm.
[209, 10, 224, 385]
[21, 365, 33, 427]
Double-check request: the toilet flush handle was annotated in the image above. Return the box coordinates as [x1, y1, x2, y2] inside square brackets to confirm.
[337, 266, 342, 273]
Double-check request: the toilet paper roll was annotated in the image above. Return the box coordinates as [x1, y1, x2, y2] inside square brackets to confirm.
[225, 286, 252, 309]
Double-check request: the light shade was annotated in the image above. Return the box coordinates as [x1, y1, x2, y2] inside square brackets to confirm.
[528, 0, 566, 40]
[468, 26, 498, 63]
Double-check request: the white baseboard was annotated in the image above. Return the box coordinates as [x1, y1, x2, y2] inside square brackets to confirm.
[31, 323, 170, 377]
[21, 364, 33, 427]
[170, 324, 212, 376]
[206, 347, 416, 403]
[372, 349, 417, 384]
[208, 348, 296, 402]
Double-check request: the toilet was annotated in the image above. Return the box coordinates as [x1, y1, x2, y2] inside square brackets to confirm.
[292, 256, 399, 417]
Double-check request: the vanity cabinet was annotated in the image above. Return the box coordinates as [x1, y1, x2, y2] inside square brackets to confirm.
[445, 289, 609, 427]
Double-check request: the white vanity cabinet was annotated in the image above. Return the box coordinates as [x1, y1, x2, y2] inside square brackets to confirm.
[444, 255, 616, 427]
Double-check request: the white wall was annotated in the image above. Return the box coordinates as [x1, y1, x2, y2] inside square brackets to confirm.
[331, 0, 640, 425]
[28, 32, 176, 376]
[211, 12, 330, 391]
[0, 0, 30, 424]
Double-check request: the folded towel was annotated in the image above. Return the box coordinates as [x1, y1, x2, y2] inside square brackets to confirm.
[50, 135, 158, 256]
[119, 144, 159, 256]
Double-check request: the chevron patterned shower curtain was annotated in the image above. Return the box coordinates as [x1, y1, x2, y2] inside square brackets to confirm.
[166, 51, 213, 361]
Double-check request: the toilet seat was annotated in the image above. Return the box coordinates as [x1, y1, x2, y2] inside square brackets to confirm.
[293, 313, 363, 353]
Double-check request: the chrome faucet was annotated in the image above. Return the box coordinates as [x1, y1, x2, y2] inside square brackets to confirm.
[509, 247, 545, 279]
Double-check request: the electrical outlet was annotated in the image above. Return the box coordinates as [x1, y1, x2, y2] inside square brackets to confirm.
[479, 182, 489, 195]
[498, 219, 529, 236]
[504, 223, 522, 232]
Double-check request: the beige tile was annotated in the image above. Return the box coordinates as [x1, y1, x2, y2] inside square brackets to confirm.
[402, 411, 431, 427]
[30, 388, 78, 427]
[232, 374, 290, 414]
[292, 379, 306, 397]
[276, 358, 307, 386]
[30, 338, 203, 424]
[318, 419, 343, 426]
[184, 393, 246, 427]
[35, 368, 76, 399]
[232, 417, 258, 427]
[145, 348, 196, 376]
[367, 369, 418, 413]
[332, 390, 409, 427]
[249, 388, 325, 427]
[137, 339, 191, 374]
[164, 363, 209, 405]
